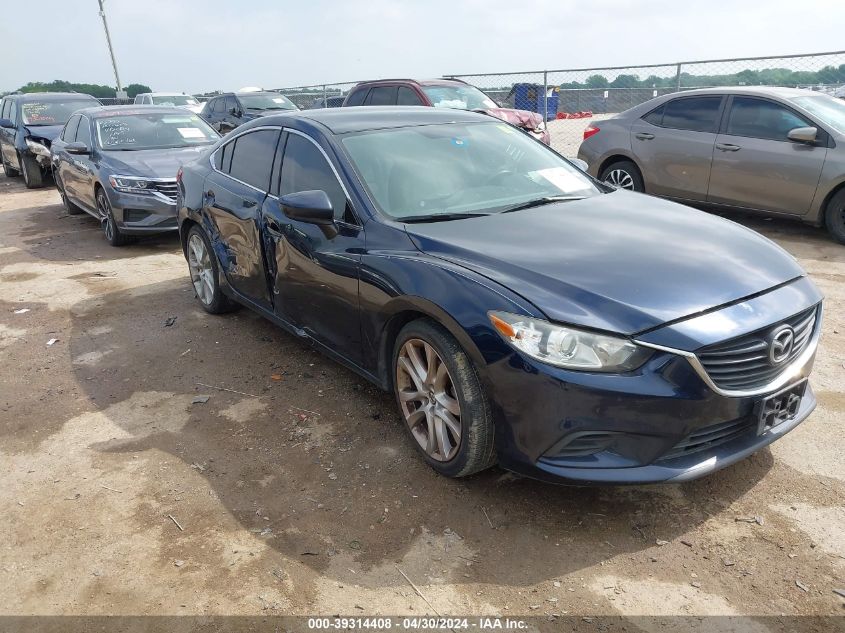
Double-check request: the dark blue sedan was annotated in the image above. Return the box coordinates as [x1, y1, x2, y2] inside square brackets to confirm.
[176, 107, 823, 484]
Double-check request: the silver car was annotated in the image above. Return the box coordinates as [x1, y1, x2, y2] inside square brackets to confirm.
[577, 87, 845, 243]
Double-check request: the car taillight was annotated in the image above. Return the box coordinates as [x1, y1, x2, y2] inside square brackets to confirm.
[583, 125, 600, 141]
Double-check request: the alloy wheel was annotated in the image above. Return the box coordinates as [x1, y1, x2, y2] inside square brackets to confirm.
[97, 193, 114, 240]
[396, 338, 462, 462]
[604, 169, 635, 190]
[188, 233, 215, 306]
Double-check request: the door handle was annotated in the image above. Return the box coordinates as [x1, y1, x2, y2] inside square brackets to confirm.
[716, 143, 741, 152]
[635, 132, 655, 140]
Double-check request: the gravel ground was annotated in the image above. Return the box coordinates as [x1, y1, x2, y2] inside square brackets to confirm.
[1, 170, 844, 626]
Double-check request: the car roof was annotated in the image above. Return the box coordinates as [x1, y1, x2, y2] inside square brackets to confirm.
[8, 92, 99, 101]
[145, 92, 191, 96]
[254, 106, 493, 135]
[352, 78, 464, 89]
[667, 86, 824, 99]
[72, 105, 198, 118]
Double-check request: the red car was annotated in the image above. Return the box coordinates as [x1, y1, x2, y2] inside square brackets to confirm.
[342, 78, 551, 145]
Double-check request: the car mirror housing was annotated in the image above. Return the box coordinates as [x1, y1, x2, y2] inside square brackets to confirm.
[280, 190, 335, 225]
[0, 118, 14, 129]
[65, 142, 90, 155]
[787, 126, 818, 144]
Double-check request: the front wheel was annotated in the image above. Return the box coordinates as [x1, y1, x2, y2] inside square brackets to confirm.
[393, 319, 496, 478]
[97, 189, 132, 246]
[2, 154, 20, 177]
[20, 154, 44, 188]
[824, 188, 845, 245]
[599, 160, 644, 192]
[186, 225, 238, 314]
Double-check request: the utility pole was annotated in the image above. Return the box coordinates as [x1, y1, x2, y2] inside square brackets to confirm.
[97, 0, 125, 98]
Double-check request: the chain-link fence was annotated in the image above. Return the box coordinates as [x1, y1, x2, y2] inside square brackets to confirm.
[269, 81, 360, 110]
[446, 51, 845, 156]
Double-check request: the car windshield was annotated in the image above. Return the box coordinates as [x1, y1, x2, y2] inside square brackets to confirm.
[151, 95, 199, 106]
[791, 95, 845, 134]
[238, 94, 297, 110]
[342, 121, 599, 221]
[95, 113, 218, 151]
[421, 85, 498, 110]
[20, 100, 96, 126]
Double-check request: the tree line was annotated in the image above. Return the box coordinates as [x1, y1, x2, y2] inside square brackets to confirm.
[11, 80, 152, 99]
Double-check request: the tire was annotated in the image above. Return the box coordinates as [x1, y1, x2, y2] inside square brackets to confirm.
[824, 188, 845, 245]
[2, 154, 19, 178]
[392, 319, 496, 478]
[57, 179, 83, 215]
[96, 188, 132, 247]
[20, 153, 44, 189]
[599, 160, 644, 192]
[185, 224, 238, 314]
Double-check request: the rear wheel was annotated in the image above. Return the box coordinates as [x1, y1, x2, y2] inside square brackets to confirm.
[97, 189, 131, 247]
[600, 160, 644, 192]
[186, 225, 238, 314]
[392, 319, 496, 478]
[824, 188, 845, 245]
[20, 154, 44, 189]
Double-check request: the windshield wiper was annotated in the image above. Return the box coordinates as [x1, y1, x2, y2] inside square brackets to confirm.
[402, 212, 490, 224]
[498, 196, 585, 214]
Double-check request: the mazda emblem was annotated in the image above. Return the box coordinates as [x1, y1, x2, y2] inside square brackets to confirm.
[768, 325, 795, 365]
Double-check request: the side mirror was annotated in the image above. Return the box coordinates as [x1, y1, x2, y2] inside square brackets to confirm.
[787, 126, 818, 144]
[280, 190, 334, 225]
[66, 142, 90, 155]
[569, 158, 589, 172]
[0, 118, 14, 129]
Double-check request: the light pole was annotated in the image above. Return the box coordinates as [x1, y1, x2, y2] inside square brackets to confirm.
[97, 0, 125, 99]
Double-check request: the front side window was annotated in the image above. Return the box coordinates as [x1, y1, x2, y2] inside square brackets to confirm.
[397, 87, 424, 106]
[280, 134, 348, 220]
[726, 97, 811, 141]
[95, 113, 218, 151]
[152, 95, 199, 107]
[421, 85, 498, 110]
[76, 117, 92, 147]
[659, 97, 722, 132]
[1, 99, 10, 119]
[211, 98, 224, 114]
[20, 99, 96, 126]
[62, 115, 81, 142]
[342, 121, 599, 221]
[227, 129, 280, 190]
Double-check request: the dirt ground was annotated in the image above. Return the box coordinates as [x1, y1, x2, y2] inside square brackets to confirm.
[1, 170, 844, 628]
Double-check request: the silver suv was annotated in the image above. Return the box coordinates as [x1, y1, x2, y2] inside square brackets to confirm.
[577, 87, 845, 243]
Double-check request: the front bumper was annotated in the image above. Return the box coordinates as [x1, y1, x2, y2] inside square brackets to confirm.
[487, 280, 823, 485]
[106, 189, 179, 235]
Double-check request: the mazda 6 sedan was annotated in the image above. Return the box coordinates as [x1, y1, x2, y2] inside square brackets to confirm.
[176, 106, 823, 484]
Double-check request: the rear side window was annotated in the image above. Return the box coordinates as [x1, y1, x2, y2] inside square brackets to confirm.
[228, 128, 280, 190]
[397, 87, 424, 106]
[658, 97, 722, 133]
[344, 89, 367, 107]
[280, 134, 349, 221]
[219, 140, 234, 172]
[642, 104, 664, 125]
[62, 115, 81, 141]
[726, 96, 812, 141]
[365, 86, 397, 106]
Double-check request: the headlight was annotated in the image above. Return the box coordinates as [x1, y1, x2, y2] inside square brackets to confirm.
[25, 139, 51, 157]
[109, 175, 154, 193]
[488, 311, 651, 372]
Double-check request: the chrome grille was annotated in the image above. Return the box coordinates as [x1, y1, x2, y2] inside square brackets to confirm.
[152, 180, 178, 202]
[696, 306, 818, 391]
[659, 417, 756, 462]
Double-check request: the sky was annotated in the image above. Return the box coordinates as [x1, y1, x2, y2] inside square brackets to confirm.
[2, 0, 845, 94]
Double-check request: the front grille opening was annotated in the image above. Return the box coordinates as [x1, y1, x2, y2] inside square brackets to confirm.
[152, 181, 178, 202]
[547, 431, 616, 458]
[659, 417, 756, 462]
[696, 305, 818, 391]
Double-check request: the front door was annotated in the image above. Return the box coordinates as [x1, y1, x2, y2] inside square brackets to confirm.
[264, 130, 363, 364]
[707, 95, 828, 216]
[204, 127, 280, 308]
[631, 95, 724, 201]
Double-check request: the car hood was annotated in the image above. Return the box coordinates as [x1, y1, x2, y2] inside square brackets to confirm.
[101, 145, 212, 179]
[24, 124, 64, 144]
[480, 107, 543, 130]
[405, 191, 805, 335]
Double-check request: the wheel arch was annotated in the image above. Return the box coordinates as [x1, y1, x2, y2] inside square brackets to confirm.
[597, 153, 643, 180]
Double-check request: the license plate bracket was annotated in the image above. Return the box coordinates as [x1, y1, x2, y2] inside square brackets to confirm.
[756, 379, 807, 435]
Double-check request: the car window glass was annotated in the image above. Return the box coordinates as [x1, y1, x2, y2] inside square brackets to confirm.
[1, 100, 9, 119]
[726, 97, 812, 141]
[661, 97, 721, 133]
[219, 141, 233, 173]
[226, 97, 239, 114]
[228, 129, 280, 190]
[642, 103, 664, 125]
[269, 132, 287, 196]
[280, 134, 349, 221]
[76, 117, 92, 147]
[63, 115, 81, 142]
[8, 102, 17, 124]
[397, 87, 424, 106]
[344, 89, 367, 107]
[366, 86, 397, 106]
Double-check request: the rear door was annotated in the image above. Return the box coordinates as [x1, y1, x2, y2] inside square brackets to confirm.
[54, 114, 81, 200]
[707, 95, 828, 216]
[630, 95, 724, 201]
[204, 126, 281, 308]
